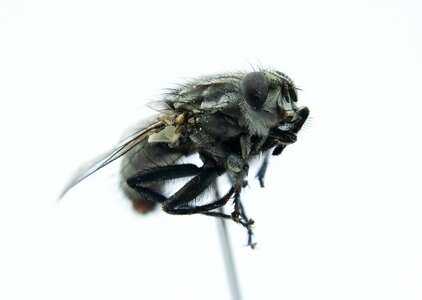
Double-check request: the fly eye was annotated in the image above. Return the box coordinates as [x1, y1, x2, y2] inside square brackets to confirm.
[240, 72, 269, 109]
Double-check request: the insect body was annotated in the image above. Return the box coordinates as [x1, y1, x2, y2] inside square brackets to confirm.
[61, 70, 309, 247]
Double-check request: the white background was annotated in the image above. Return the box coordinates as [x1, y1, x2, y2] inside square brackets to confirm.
[1, 0, 421, 299]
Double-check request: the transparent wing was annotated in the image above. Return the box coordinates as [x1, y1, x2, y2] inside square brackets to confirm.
[59, 117, 166, 198]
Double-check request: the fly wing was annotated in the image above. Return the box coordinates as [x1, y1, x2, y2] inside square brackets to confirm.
[59, 117, 166, 198]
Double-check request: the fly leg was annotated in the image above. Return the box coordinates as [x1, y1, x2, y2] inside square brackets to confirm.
[256, 153, 270, 188]
[128, 163, 234, 215]
[161, 153, 251, 215]
[127, 164, 202, 205]
[219, 154, 256, 248]
[237, 197, 256, 248]
[127, 155, 255, 243]
[203, 204, 256, 249]
[163, 153, 254, 215]
[161, 166, 235, 215]
[229, 193, 256, 248]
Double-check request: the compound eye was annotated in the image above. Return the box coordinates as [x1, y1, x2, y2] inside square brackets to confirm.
[240, 72, 269, 109]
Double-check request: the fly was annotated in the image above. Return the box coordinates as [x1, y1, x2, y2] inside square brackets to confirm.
[61, 69, 309, 248]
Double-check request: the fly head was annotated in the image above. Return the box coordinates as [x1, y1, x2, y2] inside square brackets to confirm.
[237, 70, 309, 155]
